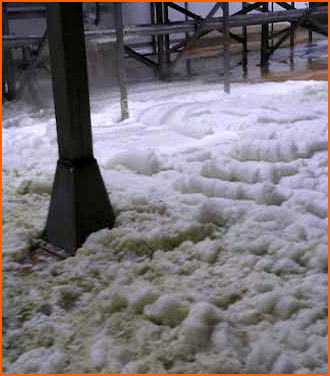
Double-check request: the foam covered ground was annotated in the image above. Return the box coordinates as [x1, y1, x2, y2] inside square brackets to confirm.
[2, 80, 328, 374]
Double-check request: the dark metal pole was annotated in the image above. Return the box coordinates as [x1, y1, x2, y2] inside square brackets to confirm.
[164, 2, 170, 64]
[94, 2, 100, 26]
[19, 46, 43, 108]
[150, 3, 157, 56]
[45, 3, 115, 255]
[290, 2, 295, 71]
[308, 2, 313, 44]
[242, 2, 248, 78]
[16, 29, 48, 103]
[184, 2, 192, 76]
[2, 3, 16, 100]
[260, 2, 269, 75]
[222, 2, 230, 94]
[290, 2, 295, 49]
[271, 2, 274, 50]
[114, 3, 129, 121]
[156, 2, 166, 79]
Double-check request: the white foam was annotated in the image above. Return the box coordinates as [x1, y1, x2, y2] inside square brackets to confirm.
[180, 302, 221, 348]
[103, 149, 160, 175]
[231, 139, 299, 162]
[2, 80, 328, 374]
[144, 294, 189, 326]
[9, 347, 68, 374]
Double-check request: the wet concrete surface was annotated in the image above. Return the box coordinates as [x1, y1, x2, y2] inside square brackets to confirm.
[129, 38, 328, 83]
[86, 35, 327, 96]
[6, 34, 328, 109]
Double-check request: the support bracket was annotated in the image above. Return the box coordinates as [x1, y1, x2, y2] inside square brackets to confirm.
[45, 158, 115, 255]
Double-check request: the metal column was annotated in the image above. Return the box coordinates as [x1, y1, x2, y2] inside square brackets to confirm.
[16, 30, 47, 106]
[290, 2, 295, 49]
[222, 2, 230, 94]
[155, 2, 166, 79]
[164, 3, 170, 64]
[290, 2, 295, 71]
[45, 3, 115, 255]
[2, 3, 16, 100]
[260, 2, 269, 74]
[308, 2, 313, 44]
[150, 3, 157, 56]
[271, 2, 274, 50]
[184, 2, 192, 75]
[242, 2, 248, 78]
[114, 3, 129, 121]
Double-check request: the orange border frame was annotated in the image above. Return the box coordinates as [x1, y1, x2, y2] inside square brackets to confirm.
[0, 1, 328, 376]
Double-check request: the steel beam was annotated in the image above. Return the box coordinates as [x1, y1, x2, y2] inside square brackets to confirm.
[184, 2, 192, 75]
[222, 3, 230, 94]
[166, 2, 201, 55]
[16, 30, 47, 101]
[272, 25, 291, 38]
[20, 46, 43, 107]
[2, 35, 42, 48]
[266, 7, 312, 60]
[45, 3, 115, 255]
[155, 3, 166, 78]
[2, 3, 16, 100]
[168, 2, 202, 21]
[260, 2, 269, 71]
[164, 3, 170, 64]
[242, 2, 248, 77]
[6, 5, 46, 19]
[170, 25, 243, 55]
[271, 2, 274, 50]
[267, 25, 294, 59]
[232, 2, 263, 16]
[150, 3, 157, 55]
[226, 32, 245, 44]
[114, 3, 129, 121]
[166, 1, 244, 55]
[308, 2, 313, 43]
[290, 2, 295, 70]
[124, 46, 159, 70]
[170, 3, 222, 70]
[305, 16, 328, 36]
[3, 7, 328, 47]
[167, 2, 245, 48]
[302, 23, 328, 37]
[276, 1, 327, 37]
[95, 2, 100, 26]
